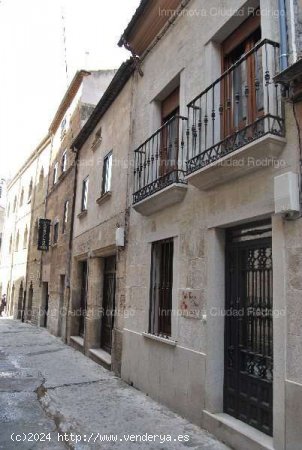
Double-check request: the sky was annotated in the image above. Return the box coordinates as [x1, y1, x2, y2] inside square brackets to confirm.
[0, 0, 140, 180]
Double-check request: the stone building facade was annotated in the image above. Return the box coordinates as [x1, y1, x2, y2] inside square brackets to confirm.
[0, 177, 7, 260]
[0, 135, 51, 320]
[68, 60, 134, 375]
[112, 1, 302, 449]
[1, 0, 302, 449]
[41, 70, 115, 339]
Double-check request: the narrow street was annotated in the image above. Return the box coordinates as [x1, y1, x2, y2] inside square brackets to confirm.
[0, 319, 229, 450]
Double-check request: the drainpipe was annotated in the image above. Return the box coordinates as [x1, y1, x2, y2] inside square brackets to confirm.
[289, 0, 298, 63]
[278, 0, 288, 71]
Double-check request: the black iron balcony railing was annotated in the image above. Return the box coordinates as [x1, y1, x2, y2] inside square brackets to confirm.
[186, 39, 285, 175]
[133, 115, 188, 204]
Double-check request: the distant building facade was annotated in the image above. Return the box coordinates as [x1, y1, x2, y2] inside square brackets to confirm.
[68, 61, 134, 375]
[41, 70, 116, 338]
[0, 177, 7, 259]
[0, 136, 51, 319]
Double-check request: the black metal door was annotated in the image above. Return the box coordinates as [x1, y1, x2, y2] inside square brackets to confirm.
[101, 256, 116, 354]
[79, 261, 88, 338]
[224, 221, 273, 436]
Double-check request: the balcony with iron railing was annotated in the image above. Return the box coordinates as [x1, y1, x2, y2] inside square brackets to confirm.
[186, 39, 286, 190]
[133, 115, 188, 215]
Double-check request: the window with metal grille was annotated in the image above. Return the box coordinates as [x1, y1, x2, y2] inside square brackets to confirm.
[62, 200, 69, 234]
[101, 151, 112, 195]
[53, 222, 59, 244]
[149, 238, 173, 337]
[81, 177, 89, 211]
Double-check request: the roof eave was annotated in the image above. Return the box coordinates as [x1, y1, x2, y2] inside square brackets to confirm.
[49, 70, 91, 134]
[118, 0, 149, 47]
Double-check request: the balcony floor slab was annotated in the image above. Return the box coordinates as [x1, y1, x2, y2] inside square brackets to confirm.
[133, 183, 187, 216]
[186, 134, 286, 191]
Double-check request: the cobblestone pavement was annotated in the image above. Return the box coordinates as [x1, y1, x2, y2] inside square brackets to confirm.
[0, 319, 230, 450]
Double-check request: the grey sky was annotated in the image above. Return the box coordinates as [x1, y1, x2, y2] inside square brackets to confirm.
[0, 0, 140, 179]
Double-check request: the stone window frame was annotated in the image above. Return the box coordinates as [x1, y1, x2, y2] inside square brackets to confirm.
[149, 237, 174, 338]
[61, 150, 67, 173]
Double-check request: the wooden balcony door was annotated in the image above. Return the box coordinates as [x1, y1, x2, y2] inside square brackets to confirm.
[160, 87, 179, 176]
[222, 13, 263, 139]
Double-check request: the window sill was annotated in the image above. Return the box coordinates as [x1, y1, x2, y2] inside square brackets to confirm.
[77, 210, 87, 219]
[96, 191, 112, 205]
[59, 171, 66, 181]
[142, 332, 177, 346]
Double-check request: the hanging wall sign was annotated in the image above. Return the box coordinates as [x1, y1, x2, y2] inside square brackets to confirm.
[37, 218, 51, 251]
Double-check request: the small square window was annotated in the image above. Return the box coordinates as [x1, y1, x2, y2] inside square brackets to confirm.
[102, 151, 112, 195]
[81, 177, 89, 211]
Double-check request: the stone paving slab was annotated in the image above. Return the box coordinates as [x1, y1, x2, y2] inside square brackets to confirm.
[0, 319, 230, 450]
